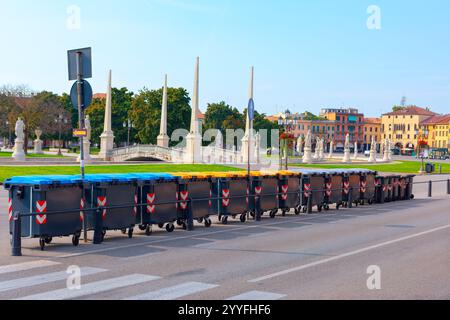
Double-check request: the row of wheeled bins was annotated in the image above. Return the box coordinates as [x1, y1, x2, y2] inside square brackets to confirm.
[4, 170, 415, 250]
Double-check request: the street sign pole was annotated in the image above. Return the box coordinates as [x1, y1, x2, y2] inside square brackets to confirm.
[247, 99, 255, 177]
[76, 51, 87, 243]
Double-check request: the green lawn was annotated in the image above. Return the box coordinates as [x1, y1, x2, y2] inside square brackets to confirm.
[0, 164, 240, 182]
[291, 161, 450, 174]
[0, 152, 66, 158]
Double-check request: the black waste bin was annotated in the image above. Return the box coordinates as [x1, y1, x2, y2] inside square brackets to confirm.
[250, 172, 280, 218]
[334, 169, 360, 208]
[277, 171, 301, 216]
[298, 169, 327, 213]
[404, 175, 415, 200]
[83, 174, 137, 242]
[4, 175, 83, 251]
[425, 163, 435, 174]
[211, 172, 250, 224]
[358, 169, 377, 205]
[322, 170, 344, 210]
[134, 173, 179, 235]
[174, 173, 214, 229]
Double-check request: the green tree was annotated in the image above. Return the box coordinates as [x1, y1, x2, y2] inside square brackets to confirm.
[86, 88, 134, 146]
[204, 102, 243, 131]
[130, 87, 191, 145]
[392, 106, 406, 112]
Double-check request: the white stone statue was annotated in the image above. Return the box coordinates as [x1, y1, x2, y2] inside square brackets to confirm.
[12, 117, 26, 161]
[318, 138, 325, 160]
[15, 118, 25, 141]
[85, 115, 91, 141]
[368, 136, 377, 163]
[302, 130, 313, 164]
[342, 134, 352, 163]
[328, 140, 334, 159]
[380, 139, 385, 157]
[296, 136, 303, 154]
[387, 139, 393, 161]
[314, 137, 321, 159]
[353, 142, 358, 159]
[345, 134, 350, 150]
[383, 139, 390, 162]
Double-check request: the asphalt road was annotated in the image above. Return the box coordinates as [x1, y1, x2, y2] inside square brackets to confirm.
[0, 175, 448, 300]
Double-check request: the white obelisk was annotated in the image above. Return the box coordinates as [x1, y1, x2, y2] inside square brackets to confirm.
[185, 57, 203, 164]
[241, 66, 255, 164]
[157, 74, 170, 148]
[99, 70, 115, 160]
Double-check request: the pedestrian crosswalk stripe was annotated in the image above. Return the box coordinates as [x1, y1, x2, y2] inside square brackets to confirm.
[16, 274, 160, 300]
[226, 291, 286, 300]
[0, 267, 106, 293]
[0, 260, 61, 275]
[125, 282, 218, 300]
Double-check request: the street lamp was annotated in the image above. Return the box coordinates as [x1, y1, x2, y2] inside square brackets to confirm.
[278, 114, 295, 170]
[123, 119, 133, 147]
[55, 114, 68, 156]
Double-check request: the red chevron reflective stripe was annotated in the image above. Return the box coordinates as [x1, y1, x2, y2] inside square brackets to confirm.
[97, 197, 107, 220]
[388, 184, 393, 191]
[133, 194, 138, 216]
[209, 190, 212, 207]
[180, 191, 189, 210]
[304, 183, 311, 197]
[36, 200, 47, 225]
[222, 189, 230, 207]
[343, 182, 350, 195]
[80, 198, 85, 222]
[326, 182, 332, 197]
[360, 181, 367, 193]
[8, 198, 12, 222]
[281, 185, 288, 200]
[147, 193, 156, 214]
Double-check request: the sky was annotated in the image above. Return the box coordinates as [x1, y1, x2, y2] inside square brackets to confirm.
[0, 0, 449, 117]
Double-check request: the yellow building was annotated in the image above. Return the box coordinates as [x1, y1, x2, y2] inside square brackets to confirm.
[381, 106, 437, 153]
[363, 118, 381, 150]
[420, 115, 450, 151]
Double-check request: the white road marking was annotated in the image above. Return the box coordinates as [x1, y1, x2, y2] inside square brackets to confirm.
[16, 274, 160, 300]
[56, 214, 336, 258]
[125, 282, 218, 300]
[0, 260, 60, 275]
[249, 223, 450, 283]
[227, 291, 286, 300]
[0, 267, 106, 293]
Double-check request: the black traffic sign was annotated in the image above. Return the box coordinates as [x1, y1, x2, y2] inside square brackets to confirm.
[70, 80, 93, 111]
[67, 47, 92, 80]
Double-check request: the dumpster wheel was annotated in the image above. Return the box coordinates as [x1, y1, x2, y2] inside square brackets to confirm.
[44, 237, 53, 244]
[204, 218, 212, 228]
[138, 224, 147, 231]
[368, 199, 374, 205]
[269, 210, 277, 219]
[240, 214, 247, 223]
[128, 228, 134, 239]
[221, 216, 229, 225]
[295, 206, 301, 215]
[72, 234, 80, 247]
[145, 225, 152, 236]
[166, 223, 175, 233]
[39, 238, 46, 251]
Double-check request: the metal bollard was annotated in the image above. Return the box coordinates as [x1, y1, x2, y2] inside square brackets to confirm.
[447, 179, 450, 195]
[307, 190, 313, 214]
[11, 211, 22, 257]
[439, 164, 442, 174]
[93, 208, 104, 244]
[348, 187, 353, 208]
[428, 181, 432, 198]
[186, 198, 194, 231]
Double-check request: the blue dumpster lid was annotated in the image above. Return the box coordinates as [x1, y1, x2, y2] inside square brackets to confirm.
[4, 175, 79, 187]
[131, 173, 177, 181]
[81, 174, 134, 183]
